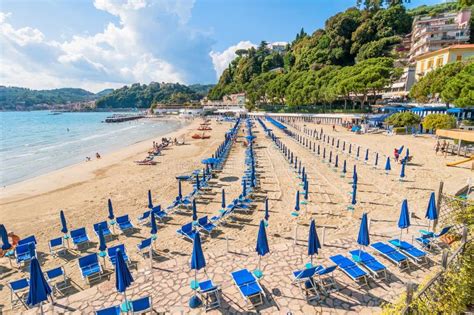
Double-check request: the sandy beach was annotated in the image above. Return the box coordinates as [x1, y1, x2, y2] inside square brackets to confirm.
[0, 116, 471, 313]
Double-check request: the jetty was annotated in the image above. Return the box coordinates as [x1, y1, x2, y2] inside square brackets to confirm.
[104, 114, 145, 123]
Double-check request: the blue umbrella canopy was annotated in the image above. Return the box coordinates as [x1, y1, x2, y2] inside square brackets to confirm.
[108, 199, 115, 220]
[357, 213, 370, 246]
[405, 148, 410, 159]
[60, 210, 68, 234]
[98, 225, 107, 252]
[242, 179, 247, 197]
[192, 199, 198, 222]
[365, 149, 369, 161]
[221, 189, 226, 209]
[398, 199, 410, 230]
[115, 249, 133, 293]
[425, 192, 438, 221]
[335, 155, 339, 168]
[342, 160, 347, 173]
[398, 145, 404, 155]
[295, 191, 300, 211]
[264, 198, 269, 221]
[308, 219, 321, 259]
[385, 157, 391, 171]
[304, 180, 309, 200]
[147, 190, 153, 209]
[356, 146, 360, 158]
[0, 224, 11, 251]
[150, 212, 158, 235]
[256, 220, 270, 257]
[400, 161, 406, 178]
[27, 257, 52, 307]
[201, 158, 219, 165]
[190, 232, 206, 270]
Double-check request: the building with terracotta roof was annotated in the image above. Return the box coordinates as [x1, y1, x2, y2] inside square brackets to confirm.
[414, 44, 474, 79]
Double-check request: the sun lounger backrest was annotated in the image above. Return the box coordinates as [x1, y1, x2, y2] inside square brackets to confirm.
[9, 278, 29, 291]
[108, 244, 125, 257]
[182, 222, 193, 233]
[117, 215, 130, 224]
[294, 267, 317, 279]
[131, 296, 152, 312]
[49, 237, 64, 248]
[79, 253, 98, 268]
[139, 238, 152, 249]
[93, 221, 108, 232]
[198, 216, 208, 226]
[437, 226, 451, 237]
[71, 227, 87, 238]
[46, 266, 64, 280]
[318, 265, 337, 275]
[16, 243, 32, 255]
[18, 235, 37, 246]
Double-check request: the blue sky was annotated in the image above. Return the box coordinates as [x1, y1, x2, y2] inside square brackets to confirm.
[0, 0, 442, 92]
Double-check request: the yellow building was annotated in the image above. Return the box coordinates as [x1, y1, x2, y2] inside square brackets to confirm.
[415, 44, 474, 80]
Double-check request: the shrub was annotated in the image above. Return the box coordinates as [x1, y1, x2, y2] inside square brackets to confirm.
[423, 114, 456, 130]
[385, 112, 421, 127]
[393, 127, 407, 134]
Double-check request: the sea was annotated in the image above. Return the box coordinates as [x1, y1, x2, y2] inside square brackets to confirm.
[0, 111, 185, 186]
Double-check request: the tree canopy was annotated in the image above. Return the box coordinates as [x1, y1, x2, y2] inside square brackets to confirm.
[423, 114, 457, 130]
[385, 112, 422, 127]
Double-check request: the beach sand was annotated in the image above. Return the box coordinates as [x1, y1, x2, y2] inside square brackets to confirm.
[0, 117, 471, 313]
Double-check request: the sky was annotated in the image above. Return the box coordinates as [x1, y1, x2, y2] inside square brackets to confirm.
[0, 0, 442, 92]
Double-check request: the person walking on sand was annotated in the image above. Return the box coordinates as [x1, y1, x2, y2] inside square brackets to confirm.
[96, 152, 101, 159]
[394, 148, 399, 163]
[332, 124, 336, 132]
[435, 141, 440, 155]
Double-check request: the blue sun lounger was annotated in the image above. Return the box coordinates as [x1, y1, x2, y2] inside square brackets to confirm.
[93, 221, 112, 238]
[49, 237, 67, 257]
[95, 305, 121, 315]
[78, 253, 103, 285]
[291, 266, 321, 301]
[416, 226, 452, 250]
[15, 243, 36, 267]
[137, 211, 151, 225]
[231, 269, 264, 309]
[70, 227, 90, 249]
[107, 244, 130, 265]
[371, 242, 410, 270]
[349, 250, 387, 280]
[197, 216, 217, 235]
[9, 277, 29, 309]
[330, 254, 368, 287]
[388, 240, 428, 265]
[198, 280, 221, 311]
[130, 296, 153, 314]
[116, 215, 134, 233]
[45, 266, 71, 296]
[176, 222, 197, 240]
[136, 238, 153, 258]
[315, 265, 339, 294]
[18, 235, 37, 247]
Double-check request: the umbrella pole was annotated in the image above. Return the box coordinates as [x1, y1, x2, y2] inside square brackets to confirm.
[40, 302, 44, 315]
[123, 291, 129, 313]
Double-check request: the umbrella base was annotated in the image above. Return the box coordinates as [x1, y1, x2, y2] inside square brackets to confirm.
[189, 295, 202, 309]
[253, 269, 263, 279]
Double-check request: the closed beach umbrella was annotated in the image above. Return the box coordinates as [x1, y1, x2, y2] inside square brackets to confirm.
[150, 212, 158, 235]
[398, 199, 410, 241]
[27, 257, 52, 314]
[343, 141, 346, 151]
[147, 190, 153, 209]
[195, 174, 200, 191]
[365, 149, 369, 162]
[98, 225, 107, 252]
[308, 219, 321, 265]
[108, 199, 115, 220]
[178, 181, 182, 200]
[0, 224, 11, 251]
[374, 153, 379, 167]
[357, 213, 370, 248]
[398, 145, 404, 155]
[304, 180, 309, 200]
[115, 249, 134, 309]
[190, 232, 205, 308]
[60, 210, 68, 235]
[329, 151, 332, 163]
[349, 143, 352, 154]
[242, 179, 247, 197]
[337, 139, 340, 148]
[356, 146, 360, 158]
[323, 147, 326, 159]
[405, 148, 410, 159]
[351, 184, 357, 206]
[385, 157, 391, 173]
[298, 161, 302, 174]
[335, 155, 339, 168]
[400, 161, 406, 179]
[221, 189, 226, 210]
[264, 198, 270, 222]
[295, 191, 300, 212]
[317, 144, 320, 155]
[342, 160, 347, 174]
[425, 192, 437, 231]
[192, 199, 198, 223]
[255, 220, 269, 276]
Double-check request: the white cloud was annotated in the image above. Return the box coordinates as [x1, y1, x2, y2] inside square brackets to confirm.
[209, 41, 256, 79]
[0, 0, 214, 92]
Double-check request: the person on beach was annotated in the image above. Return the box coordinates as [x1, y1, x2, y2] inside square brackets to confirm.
[435, 141, 440, 155]
[394, 148, 399, 162]
[96, 152, 101, 159]
[85, 156, 91, 162]
[332, 124, 336, 132]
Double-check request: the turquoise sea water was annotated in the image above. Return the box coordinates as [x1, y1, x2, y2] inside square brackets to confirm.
[0, 111, 184, 186]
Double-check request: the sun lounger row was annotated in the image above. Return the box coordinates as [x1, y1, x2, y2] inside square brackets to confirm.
[95, 296, 152, 315]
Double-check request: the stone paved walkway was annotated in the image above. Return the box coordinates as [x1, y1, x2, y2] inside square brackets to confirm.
[27, 236, 442, 315]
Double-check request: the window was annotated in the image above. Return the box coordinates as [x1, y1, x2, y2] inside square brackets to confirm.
[427, 60, 433, 69]
[456, 55, 462, 61]
[437, 58, 443, 67]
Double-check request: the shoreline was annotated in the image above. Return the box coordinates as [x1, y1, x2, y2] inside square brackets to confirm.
[0, 117, 194, 204]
